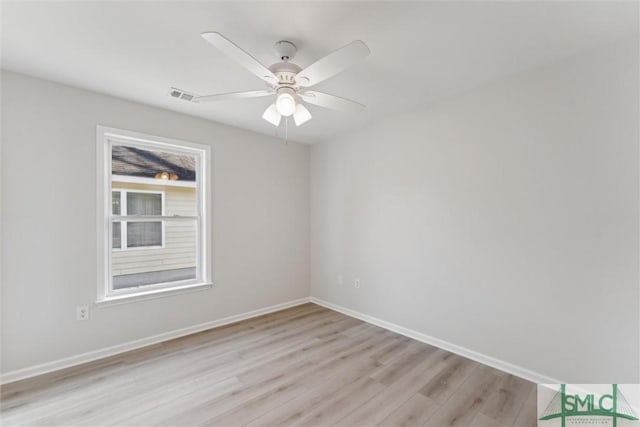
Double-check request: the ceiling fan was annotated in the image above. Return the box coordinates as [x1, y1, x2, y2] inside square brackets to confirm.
[180, 32, 370, 127]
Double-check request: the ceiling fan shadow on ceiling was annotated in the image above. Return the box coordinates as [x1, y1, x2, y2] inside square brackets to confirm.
[169, 32, 370, 127]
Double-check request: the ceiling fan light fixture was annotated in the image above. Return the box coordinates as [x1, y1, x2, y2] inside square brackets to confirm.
[197, 32, 369, 130]
[262, 104, 282, 126]
[275, 88, 296, 117]
[293, 103, 312, 126]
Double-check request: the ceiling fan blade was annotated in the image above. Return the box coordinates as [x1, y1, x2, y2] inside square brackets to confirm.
[201, 32, 278, 84]
[293, 103, 312, 126]
[195, 90, 274, 103]
[299, 91, 365, 113]
[262, 104, 282, 126]
[295, 40, 370, 87]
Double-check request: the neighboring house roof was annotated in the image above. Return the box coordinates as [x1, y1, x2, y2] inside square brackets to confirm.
[112, 146, 196, 181]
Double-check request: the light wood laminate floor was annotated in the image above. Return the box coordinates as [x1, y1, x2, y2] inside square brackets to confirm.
[1, 303, 537, 426]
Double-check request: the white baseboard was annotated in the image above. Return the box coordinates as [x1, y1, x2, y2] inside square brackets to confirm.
[2, 296, 561, 386]
[310, 297, 561, 385]
[0, 297, 311, 385]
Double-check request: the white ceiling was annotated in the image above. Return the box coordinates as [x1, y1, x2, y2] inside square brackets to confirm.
[2, 1, 638, 144]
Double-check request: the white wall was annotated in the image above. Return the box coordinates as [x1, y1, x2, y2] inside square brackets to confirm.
[1, 71, 310, 375]
[310, 38, 639, 383]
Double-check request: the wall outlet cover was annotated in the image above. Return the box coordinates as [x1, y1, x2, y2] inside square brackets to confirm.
[76, 306, 89, 321]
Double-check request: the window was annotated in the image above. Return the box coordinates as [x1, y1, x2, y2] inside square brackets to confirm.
[97, 126, 212, 302]
[112, 190, 164, 249]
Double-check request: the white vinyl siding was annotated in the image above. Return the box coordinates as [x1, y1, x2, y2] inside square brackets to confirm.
[111, 182, 196, 276]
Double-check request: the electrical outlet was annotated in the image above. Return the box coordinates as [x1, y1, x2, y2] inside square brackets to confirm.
[337, 274, 343, 285]
[354, 278, 361, 289]
[76, 305, 89, 321]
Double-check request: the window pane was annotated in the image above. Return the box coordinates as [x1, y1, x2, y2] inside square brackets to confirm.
[112, 266, 197, 289]
[108, 139, 201, 292]
[112, 222, 121, 249]
[111, 145, 197, 182]
[127, 192, 161, 216]
[127, 221, 162, 247]
[112, 219, 197, 289]
[112, 191, 121, 215]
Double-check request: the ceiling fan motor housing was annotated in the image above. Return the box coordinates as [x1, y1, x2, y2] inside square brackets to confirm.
[269, 61, 301, 87]
[269, 41, 301, 87]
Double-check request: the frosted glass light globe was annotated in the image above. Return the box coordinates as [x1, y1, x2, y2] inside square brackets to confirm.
[276, 92, 296, 117]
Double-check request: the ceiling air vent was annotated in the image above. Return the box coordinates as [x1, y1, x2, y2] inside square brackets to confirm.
[168, 87, 198, 102]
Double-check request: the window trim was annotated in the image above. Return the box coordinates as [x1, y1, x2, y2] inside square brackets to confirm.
[112, 174, 196, 188]
[96, 126, 212, 303]
[111, 189, 166, 251]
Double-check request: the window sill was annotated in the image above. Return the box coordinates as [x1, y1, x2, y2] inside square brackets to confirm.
[96, 282, 213, 307]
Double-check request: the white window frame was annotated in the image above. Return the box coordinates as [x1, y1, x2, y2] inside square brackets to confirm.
[111, 189, 166, 251]
[97, 126, 212, 304]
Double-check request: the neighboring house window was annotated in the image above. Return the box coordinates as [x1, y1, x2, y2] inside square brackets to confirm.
[97, 126, 212, 302]
[112, 190, 164, 249]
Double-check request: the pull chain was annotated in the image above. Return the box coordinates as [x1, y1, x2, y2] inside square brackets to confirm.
[285, 116, 289, 145]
